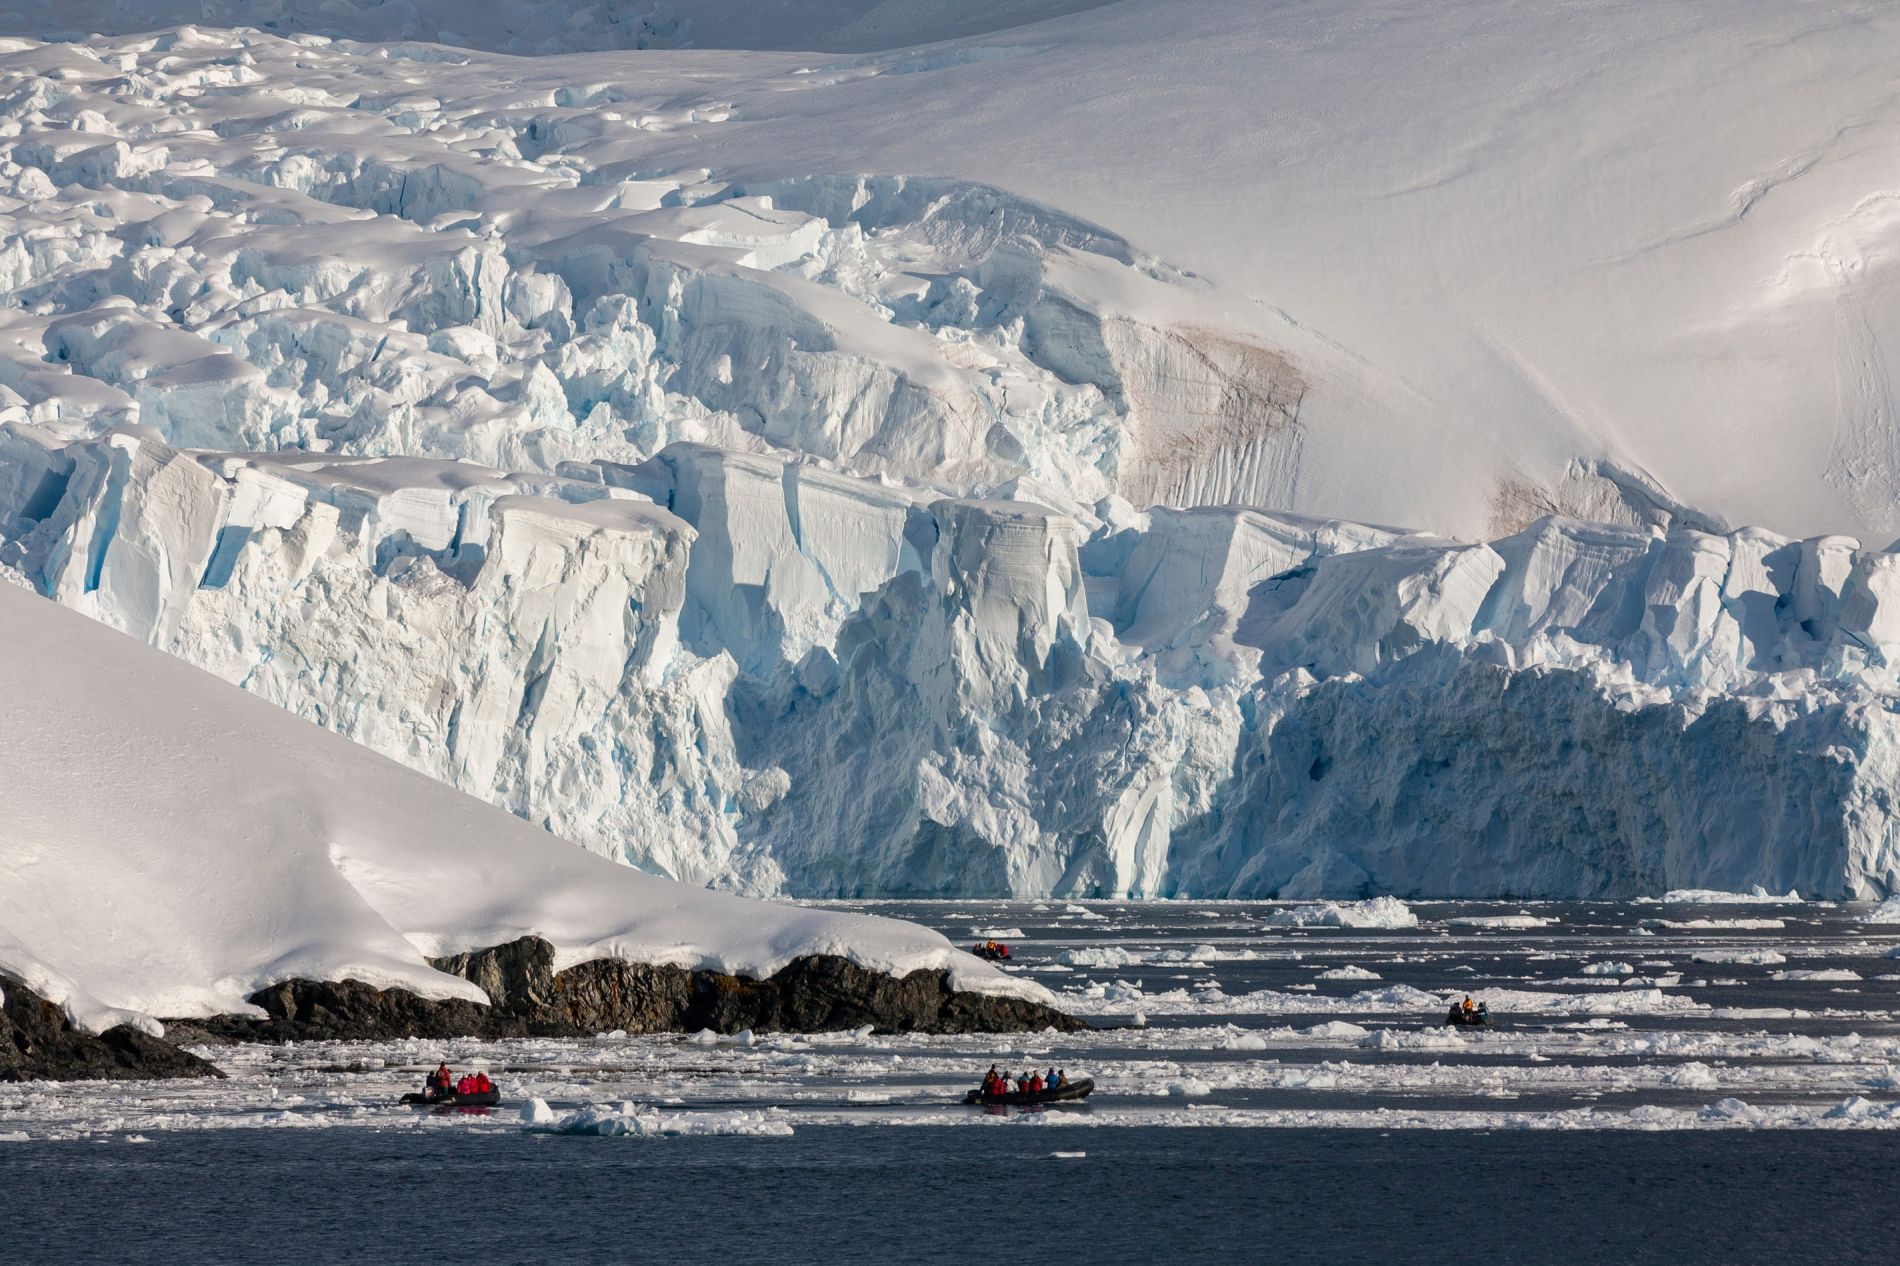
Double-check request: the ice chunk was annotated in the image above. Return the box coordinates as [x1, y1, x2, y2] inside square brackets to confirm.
[1661, 888, 1801, 905]
[1356, 1028, 1465, 1051]
[1060, 946, 1144, 969]
[1691, 950, 1787, 965]
[1449, 915, 1555, 930]
[1863, 897, 1900, 925]
[1265, 898, 1418, 929]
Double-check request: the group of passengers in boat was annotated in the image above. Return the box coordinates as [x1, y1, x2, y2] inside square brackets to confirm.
[973, 939, 1011, 959]
[1445, 996, 1490, 1025]
[978, 1064, 1066, 1097]
[421, 1062, 494, 1099]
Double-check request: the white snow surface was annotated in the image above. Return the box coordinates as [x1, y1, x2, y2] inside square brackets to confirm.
[0, 580, 1044, 1034]
[8, 7, 1900, 901]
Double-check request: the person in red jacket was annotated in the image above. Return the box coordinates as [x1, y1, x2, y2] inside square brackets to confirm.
[475, 1072, 492, 1094]
[1027, 1072, 1044, 1094]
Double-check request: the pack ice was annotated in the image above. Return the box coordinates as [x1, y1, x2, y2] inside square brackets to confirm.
[5, 8, 1900, 900]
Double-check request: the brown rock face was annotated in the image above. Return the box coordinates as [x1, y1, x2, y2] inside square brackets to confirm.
[0, 975, 223, 1082]
[167, 939, 1083, 1043]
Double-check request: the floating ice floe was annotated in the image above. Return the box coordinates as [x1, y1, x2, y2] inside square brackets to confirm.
[1659, 888, 1802, 905]
[526, 1101, 794, 1137]
[1061, 946, 1145, 969]
[1653, 919, 1787, 931]
[1357, 1028, 1466, 1051]
[1449, 914, 1556, 930]
[1265, 898, 1419, 930]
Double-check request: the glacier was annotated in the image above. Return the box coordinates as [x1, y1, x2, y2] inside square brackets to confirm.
[7, 8, 1900, 901]
[10, 420, 1900, 900]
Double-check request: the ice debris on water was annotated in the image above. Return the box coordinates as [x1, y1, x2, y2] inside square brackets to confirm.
[528, 1102, 793, 1138]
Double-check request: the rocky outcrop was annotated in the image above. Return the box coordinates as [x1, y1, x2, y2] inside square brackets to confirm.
[1, 976, 223, 1082]
[165, 939, 1083, 1043]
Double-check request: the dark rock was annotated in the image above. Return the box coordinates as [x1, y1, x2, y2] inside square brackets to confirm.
[676, 955, 1085, 1035]
[164, 938, 1084, 1043]
[0, 974, 223, 1082]
[433, 937, 563, 1015]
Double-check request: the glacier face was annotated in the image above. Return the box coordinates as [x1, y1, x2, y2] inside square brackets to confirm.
[10, 420, 1900, 900]
[5, 23, 1900, 900]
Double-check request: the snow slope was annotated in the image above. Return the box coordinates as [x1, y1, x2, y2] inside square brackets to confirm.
[0, 576, 1042, 1034]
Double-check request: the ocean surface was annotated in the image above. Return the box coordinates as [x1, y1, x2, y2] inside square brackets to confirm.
[8, 1125, 1900, 1265]
[7, 897, 1900, 1263]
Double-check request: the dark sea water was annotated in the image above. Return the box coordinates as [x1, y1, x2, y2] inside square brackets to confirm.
[5, 1125, 1899, 1266]
[10, 898, 1900, 1263]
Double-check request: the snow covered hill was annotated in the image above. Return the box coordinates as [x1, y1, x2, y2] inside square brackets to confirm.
[6, 5, 1900, 902]
[0, 576, 1041, 1035]
[11, 2, 1900, 539]
[0, 0, 1121, 55]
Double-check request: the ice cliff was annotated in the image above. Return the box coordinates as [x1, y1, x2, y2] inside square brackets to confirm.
[9, 420, 1900, 900]
[7, 19, 1900, 901]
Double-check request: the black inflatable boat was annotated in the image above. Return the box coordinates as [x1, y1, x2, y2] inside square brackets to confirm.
[401, 1089, 502, 1108]
[963, 1078, 1094, 1106]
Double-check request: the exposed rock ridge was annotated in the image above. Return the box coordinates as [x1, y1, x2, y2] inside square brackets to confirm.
[165, 938, 1082, 1043]
[1, 974, 223, 1082]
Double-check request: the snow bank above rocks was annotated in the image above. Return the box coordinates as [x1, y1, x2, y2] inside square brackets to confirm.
[0, 581, 1045, 1034]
